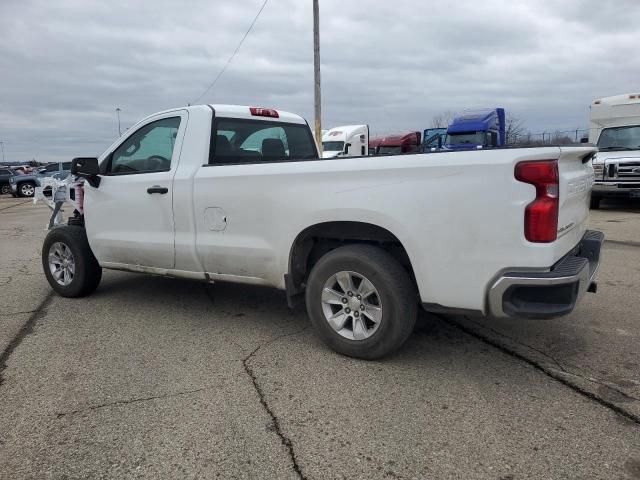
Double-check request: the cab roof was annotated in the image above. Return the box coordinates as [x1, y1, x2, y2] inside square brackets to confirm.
[369, 132, 420, 146]
[209, 104, 308, 124]
[593, 93, 640, 107]
[322, 125, 368, 142]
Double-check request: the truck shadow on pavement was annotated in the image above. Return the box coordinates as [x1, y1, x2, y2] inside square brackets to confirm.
[5, 269, 639, 480]
[91, 269, 589, 367]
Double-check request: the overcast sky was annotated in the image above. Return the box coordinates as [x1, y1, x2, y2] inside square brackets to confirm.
[1, 0, 639, 163]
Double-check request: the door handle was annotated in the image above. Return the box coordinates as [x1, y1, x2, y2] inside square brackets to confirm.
[147, 185, 168, 194]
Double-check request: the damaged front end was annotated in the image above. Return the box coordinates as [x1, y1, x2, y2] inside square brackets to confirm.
[34, 176, 85, 230]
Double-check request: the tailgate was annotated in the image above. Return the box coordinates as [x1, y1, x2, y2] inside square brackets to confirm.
[555, 146, 596, 256]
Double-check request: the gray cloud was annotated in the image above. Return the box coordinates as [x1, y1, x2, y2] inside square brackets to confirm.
[1, 0, 639, 162]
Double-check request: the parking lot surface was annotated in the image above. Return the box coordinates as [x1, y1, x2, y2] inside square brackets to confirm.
[0, 196, 639, 479]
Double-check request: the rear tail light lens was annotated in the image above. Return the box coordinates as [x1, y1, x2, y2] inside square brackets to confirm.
[250, 107, 279, 118]
[515, 160, 559, 243]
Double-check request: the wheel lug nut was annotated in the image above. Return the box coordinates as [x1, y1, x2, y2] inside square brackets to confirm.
[356, 295, 361, 300]
[345, 308, 351, 313]
[348, 291, 353, 297]
[354, 311, 360, 317]
[360, 305, 365, 310]
[342, 298, 348, 304]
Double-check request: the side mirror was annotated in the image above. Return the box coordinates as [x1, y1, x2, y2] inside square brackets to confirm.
[71, 157, 101, 187]
[580, 137, 589, 144]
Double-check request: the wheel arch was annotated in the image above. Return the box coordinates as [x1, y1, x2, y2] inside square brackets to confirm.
[287, 221, 417, 299]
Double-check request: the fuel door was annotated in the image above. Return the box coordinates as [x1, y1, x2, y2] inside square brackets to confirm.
[204, 207, 227, 232]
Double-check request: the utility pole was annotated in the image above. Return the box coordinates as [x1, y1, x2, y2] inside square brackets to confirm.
[0, 141, 5, 163]
[116, 107, 122, 136]
[313, 0, 322, 156]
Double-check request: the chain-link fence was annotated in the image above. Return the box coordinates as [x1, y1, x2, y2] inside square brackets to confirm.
[509, 129, 589, 146]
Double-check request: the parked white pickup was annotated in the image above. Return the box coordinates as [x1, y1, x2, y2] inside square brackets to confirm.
[41, 104, 603, 358]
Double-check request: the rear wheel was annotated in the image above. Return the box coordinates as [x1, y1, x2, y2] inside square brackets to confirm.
[590, 196, 601, 209]
[0, 184, 10, 195]
[305, 244, 417, 359]
[42, 226, 102, 297]
[18, 182, 36, 197]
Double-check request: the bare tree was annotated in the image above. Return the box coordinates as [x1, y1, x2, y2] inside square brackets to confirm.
[505, 114, 526, 144]
[430, 111, 455, 129]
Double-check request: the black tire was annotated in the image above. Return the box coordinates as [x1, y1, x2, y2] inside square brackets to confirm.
[42, 226, 102, 297]
[18, 181, 36, 197]
[305, 244, 417, 360]
[590, 196, 601, 209]
[1, 184, 10, 195]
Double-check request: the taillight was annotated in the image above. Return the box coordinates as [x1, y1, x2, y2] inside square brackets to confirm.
[515, 160, 559, 243]
[250, 107, 279, 118]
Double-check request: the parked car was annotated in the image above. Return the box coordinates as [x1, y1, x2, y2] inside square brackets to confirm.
[10, 161, 72, 197]
[11, 166, 27, 175]
[41, 104, 602, 359]
[0, 167, 15, 195]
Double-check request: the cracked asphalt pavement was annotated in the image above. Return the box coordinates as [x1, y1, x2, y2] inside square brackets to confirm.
[0, 196, 639, 479]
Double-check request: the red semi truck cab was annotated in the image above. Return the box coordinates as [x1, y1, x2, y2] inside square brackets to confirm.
[369, 132, 422, 155]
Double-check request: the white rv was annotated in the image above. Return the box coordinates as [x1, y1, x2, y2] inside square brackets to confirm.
[321, 125, 369, 159]
[589, 93, 640, 208]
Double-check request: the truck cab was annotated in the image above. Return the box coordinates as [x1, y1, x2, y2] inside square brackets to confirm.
[422, 128, 447, 151]
[321, 125, 369, 158]
[369, 132, 421, 155]
[445, 108, 506, 151]
[589, 94, 640, 208]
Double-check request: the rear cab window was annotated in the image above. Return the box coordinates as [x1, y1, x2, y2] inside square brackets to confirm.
[210, 118, 318, 165]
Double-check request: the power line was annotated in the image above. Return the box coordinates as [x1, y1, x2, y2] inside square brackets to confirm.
[193, 0, 269, 104]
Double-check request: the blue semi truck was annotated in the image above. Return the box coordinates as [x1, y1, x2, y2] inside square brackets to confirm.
[444, 108, 506, 150]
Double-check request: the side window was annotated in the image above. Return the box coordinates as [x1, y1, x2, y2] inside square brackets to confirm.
[211, 118, 317, 165]
[0, 169, 10, 175]
[45, 163, 59, 172]
[108, 117, 181, 174]
[62, 162, 72, 170]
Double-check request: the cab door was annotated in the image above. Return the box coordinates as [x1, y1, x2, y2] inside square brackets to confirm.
[84, 111, 187, 269]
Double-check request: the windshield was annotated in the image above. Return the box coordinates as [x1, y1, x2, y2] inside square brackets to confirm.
[597, 126, 640, 150]
[322, 141, 344, 152]
[377, 146, 402, 155]
[446, 132, 485, 146]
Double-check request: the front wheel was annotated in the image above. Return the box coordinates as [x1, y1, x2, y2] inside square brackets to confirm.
[18, 182, 36, 197]
[42, 226, 102, 297]
[305, 244, 417, 360]
[590, 196, 601, 209]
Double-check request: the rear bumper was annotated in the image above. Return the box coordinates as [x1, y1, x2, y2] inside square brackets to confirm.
[593, 182, 640, 198]
[487, 230, 604, 319]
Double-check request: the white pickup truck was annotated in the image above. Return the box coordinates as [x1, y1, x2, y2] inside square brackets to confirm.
[41, 104, 603, 359]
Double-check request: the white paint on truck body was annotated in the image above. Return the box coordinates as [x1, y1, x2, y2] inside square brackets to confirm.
[83, 104, 596, 313]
